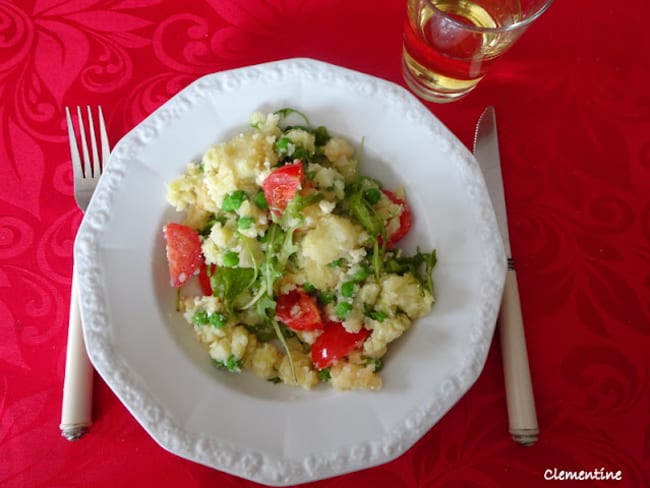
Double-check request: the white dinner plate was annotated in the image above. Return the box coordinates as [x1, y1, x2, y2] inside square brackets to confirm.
[75, 58, 506, 486]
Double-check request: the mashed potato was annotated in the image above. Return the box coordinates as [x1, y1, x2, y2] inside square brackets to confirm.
[166, 109, 436, 391]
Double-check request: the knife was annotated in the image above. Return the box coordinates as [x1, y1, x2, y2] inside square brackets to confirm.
[473, 106, 539, 446]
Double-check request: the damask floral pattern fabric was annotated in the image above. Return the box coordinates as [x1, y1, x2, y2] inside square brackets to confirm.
[1, 0, 649, 487]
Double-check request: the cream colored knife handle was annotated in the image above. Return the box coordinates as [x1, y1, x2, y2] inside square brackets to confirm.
[60, 265, 93, 440]
[499, 268, 539, 446]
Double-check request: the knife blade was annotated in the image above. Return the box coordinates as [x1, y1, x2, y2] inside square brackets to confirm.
[473, 106, 539, 446]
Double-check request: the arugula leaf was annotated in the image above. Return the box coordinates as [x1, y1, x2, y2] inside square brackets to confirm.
[283, 192, 323, 223]
[240, 223, 298, 382]
[313, 126, 330, 146]
[364, 357, 384, 373]
[328, 258, 345, 268]
[274, 108, 311, 128]
[273, 108, 330, 151]
[340, 177, 394, 279]
[342, 177, 386, 248]
[365, 307, 388, 322]
[210, 266, 255, 310]
[254, 292, 276, 322]
[384, 249, 437, 295]
[199, 214, 226, 237]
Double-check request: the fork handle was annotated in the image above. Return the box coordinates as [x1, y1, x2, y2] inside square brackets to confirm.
[60, 265, 94, 440]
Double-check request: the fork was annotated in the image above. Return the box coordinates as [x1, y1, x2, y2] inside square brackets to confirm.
[60, 106, 110, 441]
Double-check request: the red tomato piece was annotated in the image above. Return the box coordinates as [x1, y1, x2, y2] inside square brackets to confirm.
[163, 223, 202, 288]
[382, 189, 413, 249]
[275, 288, 323, 331]
[198, 261, 216, 296]
[262, 162, 304, 214]
[310, 320, 371, 370]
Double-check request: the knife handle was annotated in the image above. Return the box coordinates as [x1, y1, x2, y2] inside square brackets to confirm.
[499, 268, 539, 446]
[60, 264, 94, 440]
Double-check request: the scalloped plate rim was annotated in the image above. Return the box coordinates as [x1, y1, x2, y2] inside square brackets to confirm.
[75, 57, 506, 486]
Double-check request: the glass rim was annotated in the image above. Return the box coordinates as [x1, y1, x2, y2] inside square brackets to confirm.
[423, 0, 554, 34]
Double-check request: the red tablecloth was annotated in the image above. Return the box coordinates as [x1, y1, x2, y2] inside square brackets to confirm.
[2, 0, 649, 486]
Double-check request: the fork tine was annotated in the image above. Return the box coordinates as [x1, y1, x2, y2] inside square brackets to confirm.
[75, 106, 91, 178]
[86, 106, 100, 178]
[65, 107, 84, 182]
[97, 106, 110, 172]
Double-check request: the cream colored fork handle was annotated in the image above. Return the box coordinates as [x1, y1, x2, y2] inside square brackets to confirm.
[500, 269, 539, 446]
[60, 264, 93, 440]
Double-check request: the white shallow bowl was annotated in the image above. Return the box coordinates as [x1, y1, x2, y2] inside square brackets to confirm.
[75, 58, 506, 486]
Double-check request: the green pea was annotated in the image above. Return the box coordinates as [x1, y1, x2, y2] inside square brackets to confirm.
[254, 191, 268, 210]
[340, 281, 355, 298]
[222, 191, 246, 212]
[209, 313, 227, 328]
[192, 310, 209, 325]
[336, 301, 352, 319]
[275, 137, 291, 154]
[237, 216, 255, 230]
[222, 251, 239, 267]
[351, 267, 370, 282]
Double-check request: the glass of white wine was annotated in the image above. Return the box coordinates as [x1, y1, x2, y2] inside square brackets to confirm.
[402, 0, 553, 103]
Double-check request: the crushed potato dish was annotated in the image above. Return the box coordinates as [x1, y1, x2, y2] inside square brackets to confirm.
[164, 109, 436, 391]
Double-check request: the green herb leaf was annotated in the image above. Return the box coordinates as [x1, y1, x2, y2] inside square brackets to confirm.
[210, 266, 255, 310]
[363, 188, 381, 205]
[313, 126, 330, 146]
[213, 356, 243, 372]
[282, 192, 324, 223]
[302, 282, 316, 294]
[318, 368, 331, 382]
[366, 309, 387, 322]
[364, 357, 384, 372]
[317, 290, 336, 305]
[199, 214, 226, 237]
[328, 258, 345, 268]
[274, 108, 311, 128]
[384, 249, 437, 295]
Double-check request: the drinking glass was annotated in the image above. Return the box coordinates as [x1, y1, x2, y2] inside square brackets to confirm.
[402, 0, 553, 103]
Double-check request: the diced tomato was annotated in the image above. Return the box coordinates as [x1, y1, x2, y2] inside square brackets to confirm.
[275, 287, 323, 331]
[163, 223, 202, 288]
[382, 189, 413, 249]
[198, 261, 216, 296]
[310, 320, 371, 370]
[262, 162, 304, 214]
